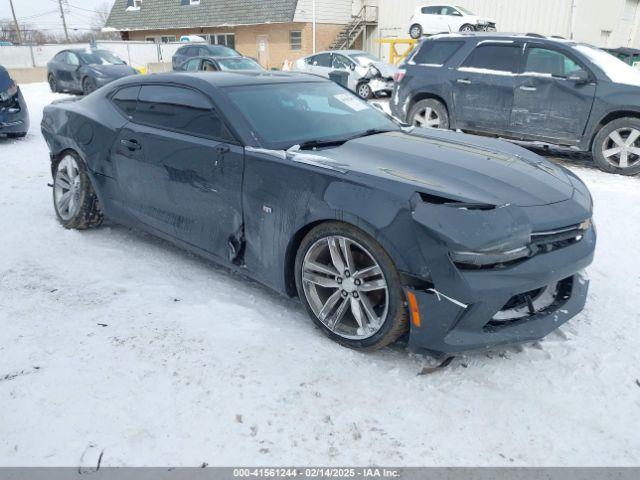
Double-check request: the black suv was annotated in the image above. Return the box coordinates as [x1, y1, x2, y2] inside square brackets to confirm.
[392, 33, 640, 175]
[171, 44, 241, 70]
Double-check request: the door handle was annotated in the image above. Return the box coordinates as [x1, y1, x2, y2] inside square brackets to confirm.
[120, 139, 141, 151]
[519, 86, 537, 92]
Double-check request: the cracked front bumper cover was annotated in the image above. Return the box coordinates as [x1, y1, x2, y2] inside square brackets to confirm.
[406, 227, 595, 354]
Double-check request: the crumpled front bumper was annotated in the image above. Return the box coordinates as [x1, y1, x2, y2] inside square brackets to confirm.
[369, 77, 395, 95]
[406, 227, 595, 355]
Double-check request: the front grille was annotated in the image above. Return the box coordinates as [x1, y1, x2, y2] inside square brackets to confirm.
[530, 224, 585, 255]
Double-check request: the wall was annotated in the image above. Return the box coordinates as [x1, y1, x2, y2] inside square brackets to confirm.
[294, 0, 353, 24]
[372, 0, 640, 60]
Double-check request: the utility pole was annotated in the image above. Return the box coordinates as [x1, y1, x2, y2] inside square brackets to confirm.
[8, 0, 23, 44]
[58, 0, 70, 43]
[312, 0, 316, 53]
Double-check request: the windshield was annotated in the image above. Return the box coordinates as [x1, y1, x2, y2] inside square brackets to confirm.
[349, 52, 379, 67]
[217, 57, 263, 71]
[575, 44, 640, 86]
[206, 45, 241, 57]
[225, 82, 399, 150]
[78, 50, 125, 65]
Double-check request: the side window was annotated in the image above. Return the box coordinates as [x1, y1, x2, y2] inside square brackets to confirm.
[462, 44, 521, 73]
[524, 47, 583, 78]
[135, 85, 234, 141]
[313, 53, 332, 67]
[67, 53, 80, 66]
[203, 60, 218, 71]
[412, 41, 464, 65]
[185, 59, 200, 71]
[111, 86, 140, 117]
[54, 52, 66, 62]
[332, 54, 353, 70]
[422, 6, 439, 14]
[305, 55, 316, 65]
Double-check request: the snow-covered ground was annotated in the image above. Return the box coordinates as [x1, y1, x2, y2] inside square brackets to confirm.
[1, 83, 639, 467]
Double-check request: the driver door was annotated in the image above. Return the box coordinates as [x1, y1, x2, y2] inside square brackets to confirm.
[110, 84, 244, 259]
[511, 44, 596, 143]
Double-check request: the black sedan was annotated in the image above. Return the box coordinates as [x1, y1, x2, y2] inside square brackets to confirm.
[40, 72, 595, 355]
[0, 64, 29, 138]
[47, 49, 138, 95]
[175, 56, 264, 72]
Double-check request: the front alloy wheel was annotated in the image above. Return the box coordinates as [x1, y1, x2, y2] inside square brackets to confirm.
[295, 222, 408, 350]
[357, 82, 373, 100]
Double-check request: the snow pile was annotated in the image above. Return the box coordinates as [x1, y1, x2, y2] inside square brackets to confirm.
[575, 45, 640, 86]
[0, 84, 639, 467]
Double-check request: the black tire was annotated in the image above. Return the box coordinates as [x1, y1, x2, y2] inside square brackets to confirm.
[356, 82, 373, 100]
[408, 98, 450, 129]
[82, 77, 96, 96]
[294, 221, 408, 351]
[592, 117, 640, 175]
[409, 24, 423, 39]
[459, 24, 476, 32]
[48, 74, 58, 93]
[52, 152, 103, 230]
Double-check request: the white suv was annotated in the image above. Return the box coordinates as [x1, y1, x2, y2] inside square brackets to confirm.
[409, 5, 496, 38]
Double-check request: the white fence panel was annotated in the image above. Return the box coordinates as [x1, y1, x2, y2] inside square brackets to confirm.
[31, 43, 86, 67]
[0, 46, 34, 68]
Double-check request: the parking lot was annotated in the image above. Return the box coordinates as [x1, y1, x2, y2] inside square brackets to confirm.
[1, 83, 639, 467]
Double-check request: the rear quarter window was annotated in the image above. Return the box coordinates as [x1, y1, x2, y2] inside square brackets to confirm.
[461, 44, 521, 73]
[411, 41, 464, 65]
[111, 85, 140, 117]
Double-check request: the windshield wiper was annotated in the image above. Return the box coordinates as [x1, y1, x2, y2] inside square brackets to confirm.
[296, 129, 397, 151]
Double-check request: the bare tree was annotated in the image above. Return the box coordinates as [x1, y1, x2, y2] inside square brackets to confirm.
[91, 2, 119, 40]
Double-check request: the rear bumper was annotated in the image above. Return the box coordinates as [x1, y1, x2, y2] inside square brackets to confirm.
[406, 227, 595, 354]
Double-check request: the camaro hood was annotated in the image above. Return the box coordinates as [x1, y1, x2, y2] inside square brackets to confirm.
[86, 64, 136, 77]
[311, 129, 574, 208]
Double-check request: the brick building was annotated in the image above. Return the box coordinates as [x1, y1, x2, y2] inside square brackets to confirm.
[105, 0, 377, 70]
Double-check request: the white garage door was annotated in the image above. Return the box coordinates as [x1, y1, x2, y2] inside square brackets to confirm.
[613, 0, 640, 47]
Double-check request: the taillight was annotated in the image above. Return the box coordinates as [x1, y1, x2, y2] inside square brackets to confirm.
[394, 69, 406, 83]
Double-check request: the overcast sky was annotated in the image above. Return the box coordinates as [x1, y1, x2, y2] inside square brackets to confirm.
[0, 0, 114, 32]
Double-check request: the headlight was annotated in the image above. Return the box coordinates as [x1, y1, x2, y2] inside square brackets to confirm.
[0, 82, 18, 102]
[450, 246, 531, 268]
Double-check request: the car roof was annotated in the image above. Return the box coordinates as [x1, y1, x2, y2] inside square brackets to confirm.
[117, 71, 326, 89]
[429, 32, 577, 45]
[306, 49, 368, 56]
[187, 55, 254, 62]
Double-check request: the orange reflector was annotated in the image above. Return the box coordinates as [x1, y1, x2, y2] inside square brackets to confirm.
[407, 291, 421, 328]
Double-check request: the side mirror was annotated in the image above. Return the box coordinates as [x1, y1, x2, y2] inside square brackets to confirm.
[568, 70, 589, 84]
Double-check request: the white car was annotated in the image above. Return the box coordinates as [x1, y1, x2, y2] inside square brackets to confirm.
[293, 50, 398, 99]
[409, 5, 496, 38]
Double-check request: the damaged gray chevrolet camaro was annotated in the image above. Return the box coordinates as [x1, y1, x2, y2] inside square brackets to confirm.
[41, 72, 596, 355]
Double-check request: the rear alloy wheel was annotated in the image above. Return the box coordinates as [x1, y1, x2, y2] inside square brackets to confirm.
[409, 24, 423, 39]
[53, 153, 103, 229]
[593, 117, 640, 175]
[295, 222, 408, 351]
[82, 77, 97, 96]
[460, 24, 476, 32]
[408, 99, 449, 129]
[48, 75, 58, 93]
[356, 82, 373, 100]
